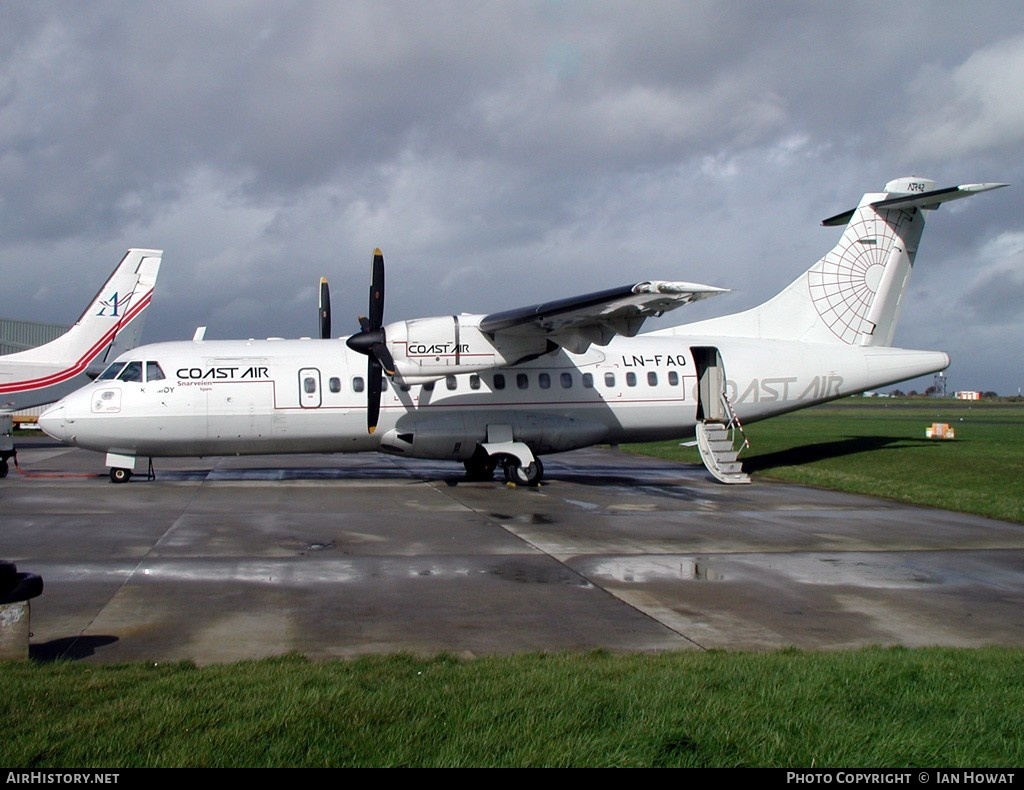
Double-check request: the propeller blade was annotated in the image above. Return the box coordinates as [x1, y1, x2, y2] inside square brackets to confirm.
[368, 248, 385, 330]
[346, 247, 389, 433]
[367, 356, 382, 434]
[372, 341, 397, 376]
[319, 277, 331, 339]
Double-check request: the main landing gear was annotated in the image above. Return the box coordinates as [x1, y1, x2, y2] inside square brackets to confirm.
[462, 447, 544, 486]
[502, 457, 543, 486]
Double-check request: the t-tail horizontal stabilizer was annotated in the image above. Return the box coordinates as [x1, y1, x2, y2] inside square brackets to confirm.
[821, 179, 1009, 227]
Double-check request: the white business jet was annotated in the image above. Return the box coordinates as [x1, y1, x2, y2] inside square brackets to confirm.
[1, 249, 163, 477]
[39, 178, 1004, 485]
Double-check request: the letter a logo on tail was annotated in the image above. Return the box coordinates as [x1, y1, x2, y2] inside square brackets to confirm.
[97, 289, 136, 317]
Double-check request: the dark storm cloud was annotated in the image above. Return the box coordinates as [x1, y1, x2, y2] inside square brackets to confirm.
[2, 0, 1023, 392]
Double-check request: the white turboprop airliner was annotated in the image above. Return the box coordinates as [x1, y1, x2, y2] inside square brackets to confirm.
[1, 249, 163, 477]
[39, 178, 1005, 485]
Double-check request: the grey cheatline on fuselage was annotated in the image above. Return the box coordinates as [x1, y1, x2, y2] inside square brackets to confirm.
[1, 249, 163, 478]
[38, 178, 1006, 486]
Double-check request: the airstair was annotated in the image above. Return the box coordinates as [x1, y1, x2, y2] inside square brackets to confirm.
[695, 393, 750, 484]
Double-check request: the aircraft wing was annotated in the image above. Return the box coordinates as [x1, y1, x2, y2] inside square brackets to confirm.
[479, 280, 727, 353]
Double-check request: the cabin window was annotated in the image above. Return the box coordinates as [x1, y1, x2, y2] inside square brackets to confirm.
[493, 374, 505, 390]
[470, 374, 481, 390]
[517, 373, 529, 390]
[647, 371, 658, 386]
[626, 372, 637, 387]
[446, 375, 457, 391]
[117, 362, 144, 382]
[582, 373, 594, 388]
[329, 377, 341, 393]
[668, 371, 679, 386]
[303, 376, 317, 394]
[146, 362, 166, 382]
[353, 377, 365, 393]
[538, 373, 550, 389]
[604, 372, 615, 387]
[561, 372, 573, 389]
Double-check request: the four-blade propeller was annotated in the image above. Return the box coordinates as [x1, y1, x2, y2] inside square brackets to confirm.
[345, 248, 396, 434]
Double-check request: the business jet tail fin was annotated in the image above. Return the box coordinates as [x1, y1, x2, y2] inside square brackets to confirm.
[5, 248, 163, 374]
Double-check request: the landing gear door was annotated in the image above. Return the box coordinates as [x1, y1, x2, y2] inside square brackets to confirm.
[692, 347, 727, 422]
[299, 368, 322, 408]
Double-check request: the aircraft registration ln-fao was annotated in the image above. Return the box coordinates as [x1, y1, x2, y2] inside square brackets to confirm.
[38, 178, 1006, 485]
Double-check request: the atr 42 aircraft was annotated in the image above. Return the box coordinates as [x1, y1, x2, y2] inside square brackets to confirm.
[39, 178, 1005, 485]
[1, 249, 163, 477]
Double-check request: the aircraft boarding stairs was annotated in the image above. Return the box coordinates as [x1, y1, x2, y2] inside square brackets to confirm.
[695, 393, 750, 484]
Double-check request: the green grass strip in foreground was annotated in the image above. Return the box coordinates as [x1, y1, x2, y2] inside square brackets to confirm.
[625, 398, 1024, 523]
[1, 648, 1023, 767]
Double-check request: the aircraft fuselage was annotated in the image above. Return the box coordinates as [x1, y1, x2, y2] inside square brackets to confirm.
[41, 332, 947, 463]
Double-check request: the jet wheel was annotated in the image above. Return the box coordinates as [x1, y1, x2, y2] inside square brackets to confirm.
[110, 468, 132, 484]
[503, 458, 543, 486]
[0, 459, 7, 479]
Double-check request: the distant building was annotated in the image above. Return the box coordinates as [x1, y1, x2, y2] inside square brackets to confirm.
[1, 318, 68, 355]
[955, 391, 981, 401]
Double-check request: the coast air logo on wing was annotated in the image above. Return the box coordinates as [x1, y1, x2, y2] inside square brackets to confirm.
[96, 289, 137, 317]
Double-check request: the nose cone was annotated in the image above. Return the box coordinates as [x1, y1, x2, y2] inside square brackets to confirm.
[38, 403, 68, 443]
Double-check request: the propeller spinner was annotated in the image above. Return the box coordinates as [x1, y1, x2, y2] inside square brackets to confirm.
[345, 248, 396, 434]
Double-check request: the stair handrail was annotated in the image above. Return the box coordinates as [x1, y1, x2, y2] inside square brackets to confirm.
[720, 391, 750, 454]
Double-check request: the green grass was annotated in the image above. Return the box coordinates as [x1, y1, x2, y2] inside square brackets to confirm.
[2, 648, 1023, 767]
[5, 397, 1023, 768]
[625, 397, 1024, 523]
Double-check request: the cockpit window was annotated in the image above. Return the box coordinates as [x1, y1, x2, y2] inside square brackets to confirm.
[146, 362, 166, 382]
[97, 362, 126, 381]
[116, 361, 144, 382]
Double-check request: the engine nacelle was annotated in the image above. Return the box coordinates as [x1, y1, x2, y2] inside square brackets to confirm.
[384, 314, 550, 381]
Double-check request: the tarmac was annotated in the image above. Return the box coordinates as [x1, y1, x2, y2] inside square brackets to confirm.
[3, 436, 1023, 665]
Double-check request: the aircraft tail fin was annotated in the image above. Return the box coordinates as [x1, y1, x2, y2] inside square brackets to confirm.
[5, 248, 163, 375]
[676, 178, 1007, 346]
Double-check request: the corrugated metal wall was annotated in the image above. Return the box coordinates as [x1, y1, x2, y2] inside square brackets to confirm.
[0, 318, 70, 355]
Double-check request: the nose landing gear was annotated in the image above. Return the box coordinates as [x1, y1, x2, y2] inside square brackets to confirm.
[109, 467, 132, 484]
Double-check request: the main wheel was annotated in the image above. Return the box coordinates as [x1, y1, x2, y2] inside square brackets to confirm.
[463, 452, 497, 481]
[503, 458, 544, 486]
[109, 467, 132, 484]
[0, 459, 7, 479]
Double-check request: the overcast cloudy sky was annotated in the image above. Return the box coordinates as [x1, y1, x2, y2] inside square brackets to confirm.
[3, 1, 1022, 394]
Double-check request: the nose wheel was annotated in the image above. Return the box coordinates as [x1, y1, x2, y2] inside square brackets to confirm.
[109, 467, 132, 484]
